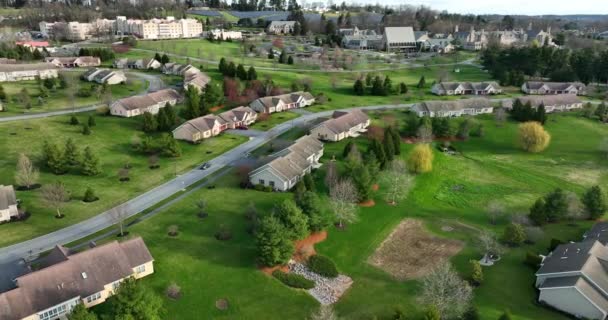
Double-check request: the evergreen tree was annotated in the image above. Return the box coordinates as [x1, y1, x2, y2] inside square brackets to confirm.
[157, 107, 171, 132]
[218, 57, 227, 74]
[108, 278, 163, 320]
[583, 186, 607, 220]
[295, 191, 331, 232]
[502, 223, 526, 246]
[417, 75, 426, 88]
[365, 73, 373, 87]
[595, 103, 607, 119]
[64, 138, 80, 166]
[399, 82, 408, 94]
[226, 61, 237, 78]
[535, 103, 547, 124]
[383, 75, 392, 95]
[70, 115, 79, 125]
[247, 66, 258, 80]
[154, 52, 162, 62]
[544, 188, 568, 222]
[81, 147, 101, 176]
[87, 115, 96, 127]
[303, 173, 315, 192]
[529, 198, 548, 225]
[82, 123, 91, 135]
[58, 74, 68, 89]
[164, 103, 177, 126]
[142, 112, 158, 132]
[470, 260, 483, 285]
[279, 50, 288, 64]
[371, 76, 384, 96]
[0, 84, 6, 101]
[287, 55, 294, 65]
[203, 83, 223, 108]
[236, 64, 248, 80]
[353, 79, 364, 95]
[268, 50, 275, 59]
[184, 86, 202, 120]
[162, 134, 182, 157]
[383, 128, 395, 161]
[352, 163, 373, 202]
[342, 141, 355, 159]
[369, 139, 387, 170]
[274, 199, 309, 240]
[83, 187, 98, 202]
[160, 54, 170, 64]
[256, 215, 294, 267]
[43, 141, 67, 174]
[390, 126, 401, 155]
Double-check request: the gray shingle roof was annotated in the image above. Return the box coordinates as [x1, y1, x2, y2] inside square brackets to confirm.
[384, 27, 416, 43]
[537, 240, 600, 274]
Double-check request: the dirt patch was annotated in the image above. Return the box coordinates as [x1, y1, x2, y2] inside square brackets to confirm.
[371, 184, 379, 191]
[368, 219, 464, 280]
[260, 231, 328, 274]
[358, 199, 376, 207]
[209, 105, 224, 113]
[215, 298, 229, 310]
[260, 264, 289, 275]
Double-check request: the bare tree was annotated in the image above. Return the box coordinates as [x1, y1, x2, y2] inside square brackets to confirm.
[565, 191, 585, 221]
[109, 204, 129, 237]
[477, 231, 503, 261]
[416, 126, 433, 143]
[309, 305, 338, 320]
[15, 153, 39, 189]
[329, 179, 359, 228]
[419, 263, 473, 319]
[486, 200, 505, 225]
[383, 159, 413, 205]
[495, 107, 507, 127]
[41, 182, 69, 218]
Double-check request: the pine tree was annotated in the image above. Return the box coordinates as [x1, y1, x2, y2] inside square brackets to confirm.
[399, 82, 408, 94]
[353, 79, 364, 95]
[369, 139, 387, 170]
[303, 173, 315, 192]
[154, 52, 162, 62]
[274, 199, 309, 240]
[184, 86, 202, 119]
[296, 191, 331, 232]
[529, 198, 548, 225]
[255, 215, 294, 267]
[236, 64, 247, 80]
[268, 50, 275, 59]
[64, 138, 80, 165]
[583, 186, 607, 220]
[536, 103, 547, 124]
[81, 147, 101, 176]
[352, 163, 373, 202]
[383, 75, 392, 95]
[279, 50, 287, 64]
[342, 141, 354, 159]
[83, 187, 98, 202]
[162, 134, 181, 157]
[142, 112, 158, 132]
[156, 107, 170, 131]
[82, 123, 91, 135]
[287, 55, 294, 65]
[417, 75, 426, 88]
[544, 188, 568, 222]
[247, 66, 258, 80]
[390, 126, 401, 155]
[164, 103, 177, 125]
[87, 115, 96, 127]
[70, 115, 79, 125]
[371, 76, 384, 96]
[383, 130, 395, 162]
[226, 61, 236, 77]
[43, 141, 67, 174]
[160, 54, 170, 64]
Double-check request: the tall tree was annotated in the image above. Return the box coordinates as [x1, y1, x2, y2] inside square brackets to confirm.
[544, 188, 568, 222]
[41, 182, 69, 218]
[108, 278, 163, 320]
[274, 199, 309, 240]
[15, 153, 39, 189]
[256, 214, 294, 267]
[67, 303, 98, 320]
[419, 263, 473, 319]
[583, 186, 607, 220]
[330, 179, 359, 228]
[142, 111, 158, 132]
[81, 147, 101, 176]
[64, 138, 80, 166]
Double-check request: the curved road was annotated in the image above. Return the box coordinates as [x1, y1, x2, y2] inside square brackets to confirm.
[0, 71, 165, 123]
[0, 103, 413, 265]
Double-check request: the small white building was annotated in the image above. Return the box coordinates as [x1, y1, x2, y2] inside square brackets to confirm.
[0, 185, 18, 223]
[0, 63, 58, 83]
[208, 29, 243, 40]
[82, 68, 127, 85]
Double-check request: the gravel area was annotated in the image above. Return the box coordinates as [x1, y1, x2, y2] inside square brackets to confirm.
[289, 261, 353, 305]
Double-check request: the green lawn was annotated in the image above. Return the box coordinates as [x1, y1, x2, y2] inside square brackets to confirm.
[248, 111, 300, 131]
[0, 72, 145, 117]
[0, 113, 248, 247]
[93, 111, 608, 319]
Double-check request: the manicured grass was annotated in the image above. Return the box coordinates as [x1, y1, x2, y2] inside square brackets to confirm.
[102, 111, 608, 319]
[0, 72, 145, 116]
[0, 113, 248, 247]
[248, 111, 300, 131]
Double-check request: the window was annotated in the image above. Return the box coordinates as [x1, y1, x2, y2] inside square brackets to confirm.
[112, 280, 121, 291]
[86, 292, 102, 303]
[39, 302, 69, 320]
[258, 179, 265, 185]
[269, 181, 275, 187]
[135, 264, 146, 273]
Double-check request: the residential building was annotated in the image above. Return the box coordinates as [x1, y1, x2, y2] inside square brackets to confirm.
[249, 92, 315, 114]
[15, 41, 50, 50]
[249, 135, 324, 191]
[0, 58, 17, 64]
[267, 21, 296, 34]
[116, 16, 203, 40]
[113, 58, 161, 70]
[412, 98, 494, 117]
[505, 95, 584, 113]
[45, 56, 101, 68]
[427, 37, 455, 53]
[173, 106, 257, 143]
[184, 71, 211, 92]
[208, 29, 242, 40]
[584, 222, 608, 245]
[310, 110, 370, 142]
[453, 24, 552, 51]
[522, 81, 587, 95]
[161, 63, 200, 76]
[342, 33, 383, 50]
[110, 89, 181, 117]
[82, 68, 127, 85]
[0, 185, 18, 223]
[535, 226, 608, 320]
[431, 82, 502, 96]
[0, 237, 154, 320]
[0, 63, 58, 82]
[383, 27, 417, 52]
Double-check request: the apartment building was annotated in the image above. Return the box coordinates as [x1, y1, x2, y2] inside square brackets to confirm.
[116, 16, 203, 40]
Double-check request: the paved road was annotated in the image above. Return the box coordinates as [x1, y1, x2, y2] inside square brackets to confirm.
[0, 71, 165, 123]
[0, 103, 413, 265]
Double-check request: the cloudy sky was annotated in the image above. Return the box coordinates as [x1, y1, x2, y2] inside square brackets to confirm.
[371, 0, 608, 15]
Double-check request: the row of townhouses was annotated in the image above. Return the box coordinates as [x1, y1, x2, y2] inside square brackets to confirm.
[432, 81, 587, 97]
[81, 68, 127, 85]
[310, 109, 370, 142]
[249, 91, 316, 114]
[0, 237, 154, 320]
[39, 16, 203, 41]
[173, 106, 258, 143]
[113, 58, 162, 70]
[161, 63, 211, 93]
[110, 89, 181, 118]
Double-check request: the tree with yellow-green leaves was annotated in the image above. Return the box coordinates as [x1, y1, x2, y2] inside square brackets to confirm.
[407, 144, 433, 174]
[518, 122, 550, 153]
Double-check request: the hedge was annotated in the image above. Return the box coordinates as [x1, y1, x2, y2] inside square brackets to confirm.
[272, 270, 315, 289]
[307, 255, 339, 278]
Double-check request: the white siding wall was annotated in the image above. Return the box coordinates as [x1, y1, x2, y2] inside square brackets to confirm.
[539, 287, 606, 320]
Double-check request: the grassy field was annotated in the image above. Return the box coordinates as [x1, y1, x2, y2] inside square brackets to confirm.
[0, 72, 145, 116]
[248, 111, 300, 131]
[93, 110, 608, 319]
[0, 113, 248, 247]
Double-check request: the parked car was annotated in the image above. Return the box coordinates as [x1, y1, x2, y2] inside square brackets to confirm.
[200, 162, 211, 170]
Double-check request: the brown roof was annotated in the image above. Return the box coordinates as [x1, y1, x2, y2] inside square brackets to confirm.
[316, 109, 369, 134]
[515, 94, 582, 107]
[218, 106, 256, 123]
[251, 135, 323, 181]
[0, 63, 57, 73]
[184, 71, 211, 88]
[0, 185, 17, 211]
[0, 237, 153, 320]
[114, 89, 180, 111]
[176, 114, 220, 134]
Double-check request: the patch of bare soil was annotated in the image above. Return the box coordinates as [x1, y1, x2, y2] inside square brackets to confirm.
[358, 199, 376, 207]
[259, 231, 328, 274]
[368, 219, 464, 280]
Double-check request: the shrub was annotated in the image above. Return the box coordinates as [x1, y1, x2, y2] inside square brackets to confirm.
[525, 251, 542, 268]
[167, 225, 179, 237]
[166, 282, 181, 299]
[272, 270, 315, 289]
[215, 225, 232, 240]
[307, 255, 338, 278]
[82, 187, 98, 202]
[518, 122, 550, 153]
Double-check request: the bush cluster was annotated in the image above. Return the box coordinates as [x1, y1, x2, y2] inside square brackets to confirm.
[254, 184, 273, 192]
[272, 270, 315, 289]
[307, 255, 338, 278]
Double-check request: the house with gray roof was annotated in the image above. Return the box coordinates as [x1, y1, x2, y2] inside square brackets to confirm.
[0, 237, 154, 320]
[383, 27, 417, 52]
[249, 135, 323, 191]
[431, 82, 502, 96]
[0, 63, 58, 82]
[267, 21, 296, 34]
[113, 58, 161, 70]
[342, 34, 383, 50]
[0, 185, 18, 223]
[504, 95, 583, 113]
[535, 237, 608, 320]
[82, 68, 127, 85]
[412, 98, 494, 118]
[173, 106, 257, 143]
[522, 81, 587, 96]
[249, 91, 315, 114]
[310, 110, 370, 142]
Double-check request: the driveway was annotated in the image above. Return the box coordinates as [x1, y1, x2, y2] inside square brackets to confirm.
[226, 128, 265, 138]
[0, 71, 165, 123]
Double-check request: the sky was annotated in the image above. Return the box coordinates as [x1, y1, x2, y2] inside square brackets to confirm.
[360, 0, 608, 15]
